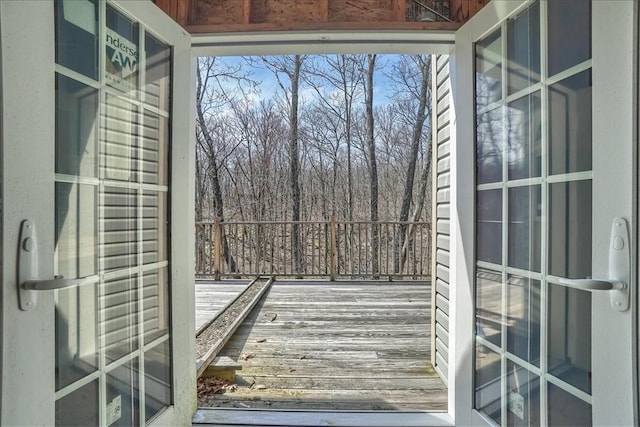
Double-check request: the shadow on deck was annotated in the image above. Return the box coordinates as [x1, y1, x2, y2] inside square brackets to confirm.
[195, 280, 447, 412]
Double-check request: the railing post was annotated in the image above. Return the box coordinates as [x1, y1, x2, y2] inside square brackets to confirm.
[214, 217, 222, 281]
[329, 215, 337, 281]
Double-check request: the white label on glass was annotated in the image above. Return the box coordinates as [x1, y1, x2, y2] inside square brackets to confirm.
[105, 28, 138, 92]
[508, 391, 525, 420]
[106, 395, 122, 426]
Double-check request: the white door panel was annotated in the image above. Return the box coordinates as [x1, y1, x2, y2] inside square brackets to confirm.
[453, 1, 637, 425]
[591, 1, 636, 424]
[1, 2, 56, 424]
[1, 1, 194, 425]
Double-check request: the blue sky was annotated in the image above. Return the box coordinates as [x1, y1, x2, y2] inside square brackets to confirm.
[211, 55, 403, 108]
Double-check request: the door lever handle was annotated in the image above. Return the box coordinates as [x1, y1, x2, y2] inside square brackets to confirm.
[23, 275, 99, 291]
[558, 278, 626, 291]
[556, 217, 630, 312]
[17, 219, 97, 311]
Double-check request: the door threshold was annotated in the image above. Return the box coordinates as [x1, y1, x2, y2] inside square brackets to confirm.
[192, 408, 453, 427]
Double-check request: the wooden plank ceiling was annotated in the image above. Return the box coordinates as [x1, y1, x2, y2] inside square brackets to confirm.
[153, 0, 490, 33]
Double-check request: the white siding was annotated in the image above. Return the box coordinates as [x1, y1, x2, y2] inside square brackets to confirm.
[431, 54, 451, 385]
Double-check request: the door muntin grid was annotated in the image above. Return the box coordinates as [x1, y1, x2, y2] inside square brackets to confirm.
[54, 1, 172, 425]
[473, 1, 594, 426]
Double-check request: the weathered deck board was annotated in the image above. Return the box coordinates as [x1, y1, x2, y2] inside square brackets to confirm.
[195, 280, 251, 332]
[195, 280, 447, 411]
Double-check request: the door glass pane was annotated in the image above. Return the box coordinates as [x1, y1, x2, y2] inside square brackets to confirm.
[477, 189, 502, 264]
[476, 268, 502, 347]
[101, 187, 138, 272]
[477, 107, 505, 184]
[507, 1, 540, 95]
[476, 28, 502, 109]
[106, 359, 140, 426]
[56, 75, 99, 177]
[547, 0, 591, 77]
[506, 275, 540, 366]
[508, 185, 541, 272]
[548, 284, 591, 394]
[475, 344, 502, 425]
[507, 92, 541, 180]
[141, 110, 169, 185]
[55, 0, 99, 80]
[106, 5, 139, 94]
[548, 70, 592, 176]
[143, 267, 170, 344]
[56, 379, 100, 427]
[548, 382, 592, 426]
[145, 340, 172, 422]
[548, 180, 592, 279]
[143, 191, 168, 265]
[102, 94, 140, 182]
[55, 183, 97, 278]
[102, 274, 139, 363]
[55, 282, 99, 390]
[145, 34, 171, 111]
[506, 361, 540, 426]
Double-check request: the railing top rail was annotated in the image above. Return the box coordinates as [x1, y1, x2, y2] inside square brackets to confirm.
[196, 220, 431, 226]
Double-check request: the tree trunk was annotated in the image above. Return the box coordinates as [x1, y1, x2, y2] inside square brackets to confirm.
[399, 131, 433, 273]
[196, 62, 238, 273]
[364, 54, 379, 277]
[396, 55, 431, 273]
[290, 55, 303, 276]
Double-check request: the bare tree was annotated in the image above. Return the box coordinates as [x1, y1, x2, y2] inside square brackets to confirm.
[194, 54, 436, 278]
[260, 55, 306, 275]
[363, 54, 379, 275]
[196, 57, 256, 273]
[304, 55, 364, 220]
[388, 55, 432, 272]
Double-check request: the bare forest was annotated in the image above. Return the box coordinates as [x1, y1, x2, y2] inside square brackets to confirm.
[195, 54, 433, 278]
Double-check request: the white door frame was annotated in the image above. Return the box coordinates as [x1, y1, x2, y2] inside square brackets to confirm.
[0, 1, 196, 425]
[451, 1, 638, 425]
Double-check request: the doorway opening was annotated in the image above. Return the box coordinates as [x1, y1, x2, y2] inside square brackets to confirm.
[191, 53, 446, 414]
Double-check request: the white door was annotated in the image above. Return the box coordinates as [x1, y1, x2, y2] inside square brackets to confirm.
[452, 0, 637, 425]
[1, 1, 195, 425]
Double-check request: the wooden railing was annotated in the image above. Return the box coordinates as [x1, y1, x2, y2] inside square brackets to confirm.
[195, 218, 431, 280]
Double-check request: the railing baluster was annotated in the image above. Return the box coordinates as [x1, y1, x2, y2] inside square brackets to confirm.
[385, 222, 390, 277]
[317, 222, 321, 276]
[208, 224, 213, 277]
[308, 223, 311, 275]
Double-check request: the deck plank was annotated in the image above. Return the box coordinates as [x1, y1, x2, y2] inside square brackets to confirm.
[195, 280, 252, 332]
[195, 280, 447, 411]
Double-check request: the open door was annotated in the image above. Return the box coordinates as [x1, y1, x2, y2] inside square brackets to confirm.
[451, 0, 637, 425]
[1, 1, 195, 425]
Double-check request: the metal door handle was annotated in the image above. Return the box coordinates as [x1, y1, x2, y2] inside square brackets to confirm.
[557, 217, 630, 312]
[18, 219, 97, 311]
[558, 278, 626, 291]
[23, 275, 98, 291]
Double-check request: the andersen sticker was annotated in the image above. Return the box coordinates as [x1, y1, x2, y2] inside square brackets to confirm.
[105, 27, 138, 92]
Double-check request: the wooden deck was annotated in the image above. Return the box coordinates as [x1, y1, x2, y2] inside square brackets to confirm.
[195, 280, 251, 332]
[195, 280, 447, 411]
